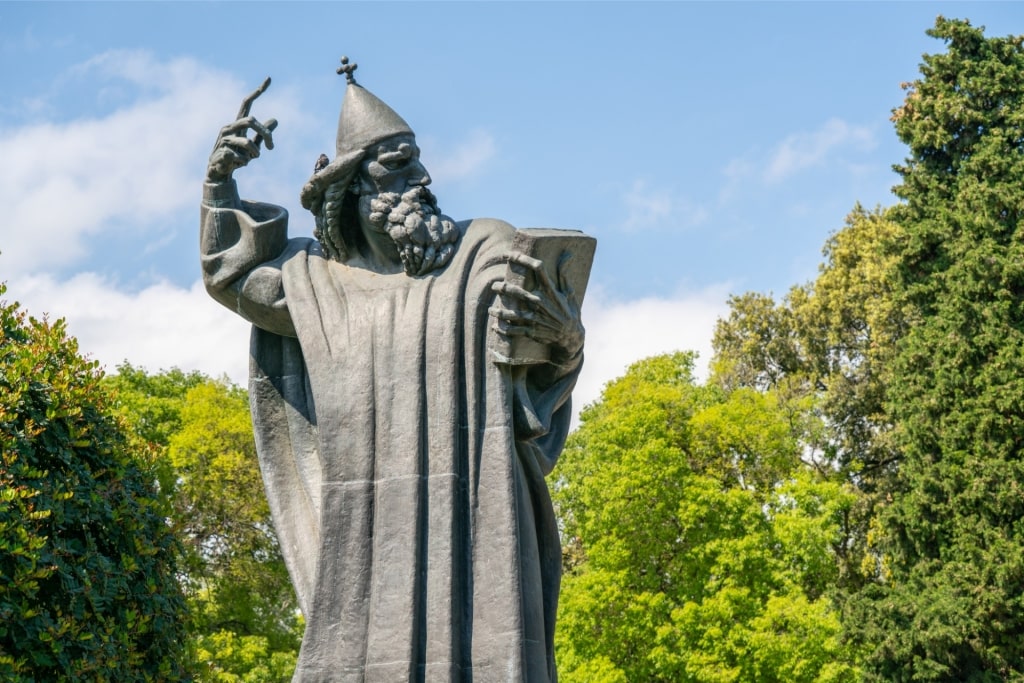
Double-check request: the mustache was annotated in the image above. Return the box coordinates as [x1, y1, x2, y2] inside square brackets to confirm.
[367, 187, 437, 227]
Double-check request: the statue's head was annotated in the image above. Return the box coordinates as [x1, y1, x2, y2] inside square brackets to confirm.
[300, 58, 458, 275]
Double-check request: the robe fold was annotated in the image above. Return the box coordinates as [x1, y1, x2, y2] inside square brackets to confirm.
[200, 181, 577, 682]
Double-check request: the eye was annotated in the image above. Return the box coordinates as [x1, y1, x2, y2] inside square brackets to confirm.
[375, 141, 415, 172]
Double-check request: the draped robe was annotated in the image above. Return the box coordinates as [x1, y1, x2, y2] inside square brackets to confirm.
[200, 181, 578, 682]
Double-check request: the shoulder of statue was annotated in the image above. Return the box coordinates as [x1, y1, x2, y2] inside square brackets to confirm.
[460, 218, 516, 247]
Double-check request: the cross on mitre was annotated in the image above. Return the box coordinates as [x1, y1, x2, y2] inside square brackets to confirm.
[337, 56, 358, 85]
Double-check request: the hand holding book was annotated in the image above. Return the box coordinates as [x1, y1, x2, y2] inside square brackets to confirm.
[489, 229, 596, 366]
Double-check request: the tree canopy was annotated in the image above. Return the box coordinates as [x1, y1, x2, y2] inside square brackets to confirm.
[846, 17, 1024, 680]
[104, 366, 301, 681]
[0, 287, 189, 681]
[554, 353, 860, 682]
[557, 16, 1024, 681]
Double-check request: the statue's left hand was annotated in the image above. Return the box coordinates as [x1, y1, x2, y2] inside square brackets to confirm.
[490, 251, 584, 362]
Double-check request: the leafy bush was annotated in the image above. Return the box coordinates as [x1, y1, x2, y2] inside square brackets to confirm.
[0, 287, 189, 681]
[105, 367, 302, 680]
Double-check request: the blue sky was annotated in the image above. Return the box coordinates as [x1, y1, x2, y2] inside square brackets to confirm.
[1, 2, 1021, 413]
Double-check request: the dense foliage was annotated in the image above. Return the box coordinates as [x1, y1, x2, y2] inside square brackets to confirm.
[104, 365, 301, 681]
[554, 353, 860, 681]
[0, 288, 189, 681]
[846, 17, 1024, 680]
[556, 16, 1024, 681]
[711, 204, 902, 594]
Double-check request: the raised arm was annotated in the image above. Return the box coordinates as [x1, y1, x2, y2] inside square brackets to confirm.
[201, 79, 296, 338]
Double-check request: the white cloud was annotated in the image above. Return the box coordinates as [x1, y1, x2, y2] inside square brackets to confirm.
[6, 273, 251, 385]
[573, 284, 731, 422]
[0, 50, 278, 275]
[0, 49, 735, 431]
[622, 179, 708, 232]
[419, 128, 497, 186]
[763, 118, 875, 184]
[5, 272, 730, 429]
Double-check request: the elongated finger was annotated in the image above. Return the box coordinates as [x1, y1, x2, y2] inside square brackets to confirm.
[492, 282, 564, 324]
[508, 252, 558, 297]
[237, 77, 272, 119]
[508, 251, 544, 272]
[492, 281, 543, 307]
[221, 116, 275, 141]
[491, 322, 535, 338]
[489, 305, 534, 322]
[489, 306, 564, 334]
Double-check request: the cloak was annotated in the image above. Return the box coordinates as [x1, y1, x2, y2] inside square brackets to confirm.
[200, 181, 578, 682]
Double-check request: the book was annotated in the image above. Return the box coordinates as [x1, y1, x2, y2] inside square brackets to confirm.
[490, 228, 597, 366]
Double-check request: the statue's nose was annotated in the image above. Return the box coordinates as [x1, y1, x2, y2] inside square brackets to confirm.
[411, 160, 431, 186]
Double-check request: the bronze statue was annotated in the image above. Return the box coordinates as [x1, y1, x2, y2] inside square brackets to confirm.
[201, 58, 594, 682]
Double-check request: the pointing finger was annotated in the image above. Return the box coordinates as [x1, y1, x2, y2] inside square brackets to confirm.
[237, 77, 271, 119]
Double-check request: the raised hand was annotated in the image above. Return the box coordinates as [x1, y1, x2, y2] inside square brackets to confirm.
[206, 77, 278, 183]
[490, 250, 584, 362]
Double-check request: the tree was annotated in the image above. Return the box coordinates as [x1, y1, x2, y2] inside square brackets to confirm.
[846, 17, 1024, 680]
[105, 366, 300, 681]
[712, 204, 904, 486]
[102, 364, 205, 515]
[795, 205, 904, 485]
[0, 287, 189, 681]
[170, 381, 300, 655]
[554, 353, 860, 682]
[710, 204, 910, 599]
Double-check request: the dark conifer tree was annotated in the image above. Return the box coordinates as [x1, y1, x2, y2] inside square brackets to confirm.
[849, 18, 1024, 680]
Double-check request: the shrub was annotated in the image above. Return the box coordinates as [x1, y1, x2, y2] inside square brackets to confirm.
[0, 286, 189, 681]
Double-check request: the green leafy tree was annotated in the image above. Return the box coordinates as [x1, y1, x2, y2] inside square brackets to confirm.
[847, 18, 1024, 680]
[103, 364, 205, 513]
[0, 288, 189, 681]
[193, 629, 299, 683]
[554, 353, 860, 682]
[105, 367, 300, 681]
[712, 204, 903, 487]
[170, 381, 300, 656]
[711, 291, 806, 395]
[710, 205, 907, 599]
[795, 205, 904, 488]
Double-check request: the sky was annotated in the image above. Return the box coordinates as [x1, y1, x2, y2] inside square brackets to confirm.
[1, 1, 1021, 419]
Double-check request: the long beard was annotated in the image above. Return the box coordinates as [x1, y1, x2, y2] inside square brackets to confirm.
[363, 186, 459, 276]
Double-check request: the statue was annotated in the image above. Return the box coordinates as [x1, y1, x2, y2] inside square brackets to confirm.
[200, 58, 594, 682]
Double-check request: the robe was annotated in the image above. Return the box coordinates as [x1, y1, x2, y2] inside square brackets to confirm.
[200, 180, 578, 682]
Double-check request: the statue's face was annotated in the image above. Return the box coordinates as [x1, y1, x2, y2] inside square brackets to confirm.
[350, 133, 459, 275]
[357, 134, 431, 197]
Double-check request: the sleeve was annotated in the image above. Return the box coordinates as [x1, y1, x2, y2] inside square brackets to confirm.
[200, 179, 298, 338]
[466, 219, 584, 476]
